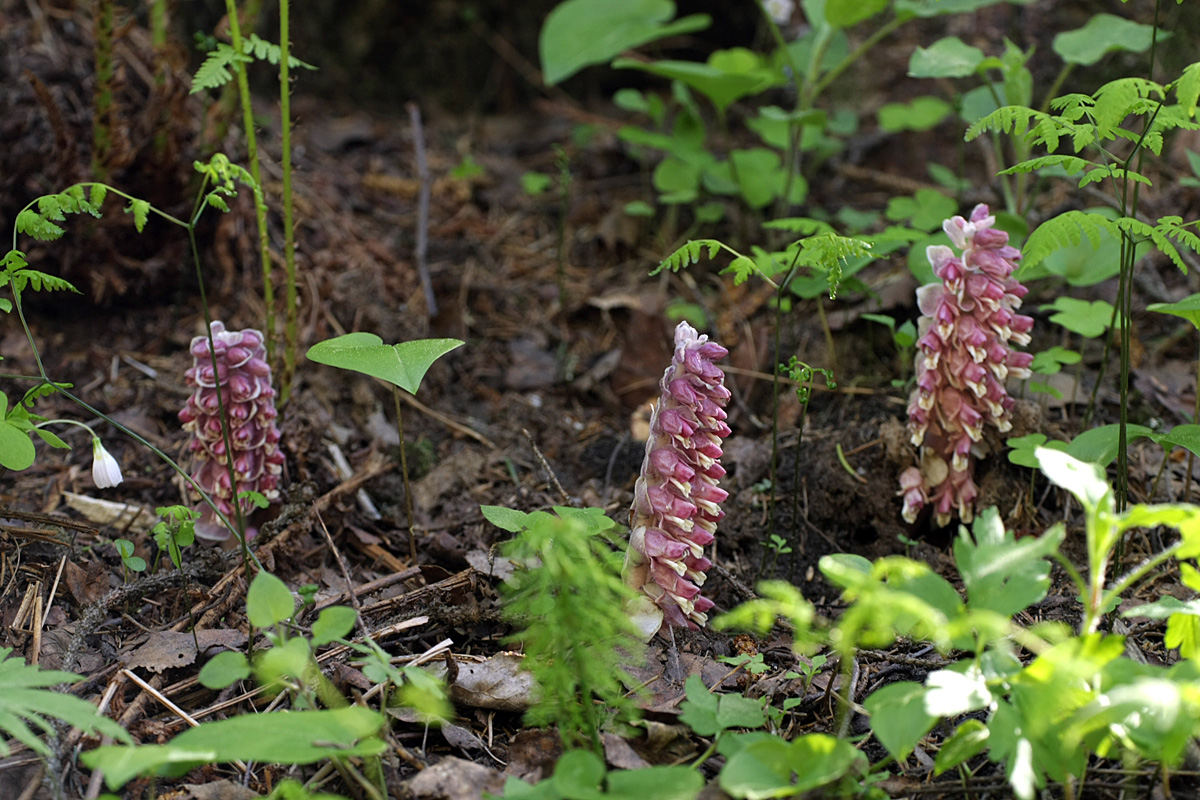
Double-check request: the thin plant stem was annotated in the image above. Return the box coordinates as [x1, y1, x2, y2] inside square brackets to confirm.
[279, 0, 298, 404]
[1188, 333, 1200, 503]
[223, 0, 276, 364]
[92, 0, 114, 180]
[392, 386, 418, 563]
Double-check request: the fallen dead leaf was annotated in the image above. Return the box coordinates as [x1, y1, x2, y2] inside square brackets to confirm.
[447, 653, 537, 712]
[122, 629, 247, 674]
[405, 756, 504, 800]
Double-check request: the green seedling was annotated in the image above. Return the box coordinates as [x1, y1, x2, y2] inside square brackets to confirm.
[114, 538, 147, 582]
[307, 333, 464, 561]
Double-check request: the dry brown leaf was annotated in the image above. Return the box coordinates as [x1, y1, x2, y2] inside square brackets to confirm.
[405, 756, 504, 800]
[122, 629, 247, 674]
[448, 653, 537, 712]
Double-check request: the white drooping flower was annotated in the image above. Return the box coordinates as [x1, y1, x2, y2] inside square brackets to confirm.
[91, 438, 124, 488]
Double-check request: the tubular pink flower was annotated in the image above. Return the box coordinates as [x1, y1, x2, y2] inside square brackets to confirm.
[180, 321, 285, 541]
[625, 322, 730, 637]
[901, 205, 1031, 526]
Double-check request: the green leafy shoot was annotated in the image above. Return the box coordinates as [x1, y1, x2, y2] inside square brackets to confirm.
[493, 506, 642, 750]
[191, 34, 316, 94]
[150, 505, 198, 571]
[0, 647, 131, 757]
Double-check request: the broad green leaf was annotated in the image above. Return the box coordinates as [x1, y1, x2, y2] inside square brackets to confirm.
[954, 508, 1064, 617]
[1063, 424, 1158, 467]
[924, 667, 992, 716]
[82, 706, 386, 790]
[551, 749, 606, 800]
[0, 648, 131, 757]
[1052, 14, 1164, 66]
[824, 0, 886, 28]
[1041, 297, 1115, 338]
[908, 36, 985, 78]
[1124, 596, 1200, 621]
[481, 505, 531, 533]
[0, 420, 36, 471]
[896, 0, 1031, 16]
[311, 606, 357, 646]
[716, 692, 766, 731]
[878, 96, 953, 132]
[246, 571, 296, 628]
[306, 333, 464, 395]
[1148, 294, 1200, 330]
[197, 650, 250, 690]
[677, 674, 720, 736]
[605, 764, 704, 800]
[613, 57, 774, 115]
[934, 718, 989, 775]
[539, 0, 710, 85]
[1036, 447, 1112, 509]
[719, 734, 860, 799]
[863, 681, 934, 760]
[32, 428, 70, 449]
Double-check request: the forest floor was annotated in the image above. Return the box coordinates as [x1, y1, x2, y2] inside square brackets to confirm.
[2, 2, 1200, 798]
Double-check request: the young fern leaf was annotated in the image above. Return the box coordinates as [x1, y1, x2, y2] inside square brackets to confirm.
[0, 647, 131, 757]
[651, 239, 723, 276]
[1174, 61, 1200, 117]
[1116, 217, 1188, 273]
[1092, 77, 1164, 137]
[191, 36, 316, 94]
[966, 106, 1059, 150]
[794, 233, 873, 299]
[1079, 166, 1152, 188]
[124, 199, 150, 232]
[1023, 211, 1117, 271]
[1156, 216, 1200, 259]
[998, 155, 1090, 176]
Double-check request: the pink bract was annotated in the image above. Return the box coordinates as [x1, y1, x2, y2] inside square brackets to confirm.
[902, 204, 1033, 526]
[179, 321, 285, 541]
[625, 321, 730, 635]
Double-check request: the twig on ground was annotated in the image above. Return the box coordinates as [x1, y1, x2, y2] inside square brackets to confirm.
[407, 102, 436, 319]
[523, 428, 570, 504]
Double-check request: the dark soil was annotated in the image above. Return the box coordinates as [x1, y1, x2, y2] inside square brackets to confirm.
[2, 1, 1199, 798]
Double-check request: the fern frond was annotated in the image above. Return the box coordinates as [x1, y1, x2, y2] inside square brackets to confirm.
[966, 106, 1050, 143]
[999, 155, 1090, 176]
[1079, 166, 1152, 188]
[1049, 93, 1093, 117]
[190, 43, 246, 94]
[651, 239, 723, 276]
[21, 382, 71, 408]
[0, 647, 131, 757]
[793, 233, 874, 299]
[244, 34, 316, 70]
[1116, 217, 1186, 273]
[1024, 211, 1119, 271]
[762, 217, 836, 234]
[1155, 217, 1200, 265]
[1174, 61, 1200, 118]
[1092, 77, 1165, 137]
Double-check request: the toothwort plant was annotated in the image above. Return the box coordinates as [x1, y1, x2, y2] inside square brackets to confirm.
[625, 321, 730, 635]
[901, 205, 1033, 526]
[179, 322, 284, 540]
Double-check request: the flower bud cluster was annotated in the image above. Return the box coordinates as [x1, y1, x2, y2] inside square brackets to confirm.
[901, 204, 1033, 526]
[625, 322, 731, 634]
[179, 321, 284, 541]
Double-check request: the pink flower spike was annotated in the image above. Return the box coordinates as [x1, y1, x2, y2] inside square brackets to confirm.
[902, 204, 1031, 526]
[180, 321, 285, 541]
[625, 322, 730, 638]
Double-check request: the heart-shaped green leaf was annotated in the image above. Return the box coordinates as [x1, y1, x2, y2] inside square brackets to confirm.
[306, 333, 464, 395]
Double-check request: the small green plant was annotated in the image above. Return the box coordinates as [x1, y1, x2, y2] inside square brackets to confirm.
[113, 538, 147, 582]
[484, 505, 643, 751]
[306, 333, 464, 561]
[150, 505, 198, 571]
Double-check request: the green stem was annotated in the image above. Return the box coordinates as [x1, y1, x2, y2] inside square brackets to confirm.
[279, 0, 297, 404]
[92, 0, 114, 181]
[223, 0, 277, 364]
[393, 387, 418, 563]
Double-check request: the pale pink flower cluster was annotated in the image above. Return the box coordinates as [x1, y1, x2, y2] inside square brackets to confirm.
[625, 322, 730, 635]
[901, 204, 1033, 526]
[179, 322, 284, 541]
